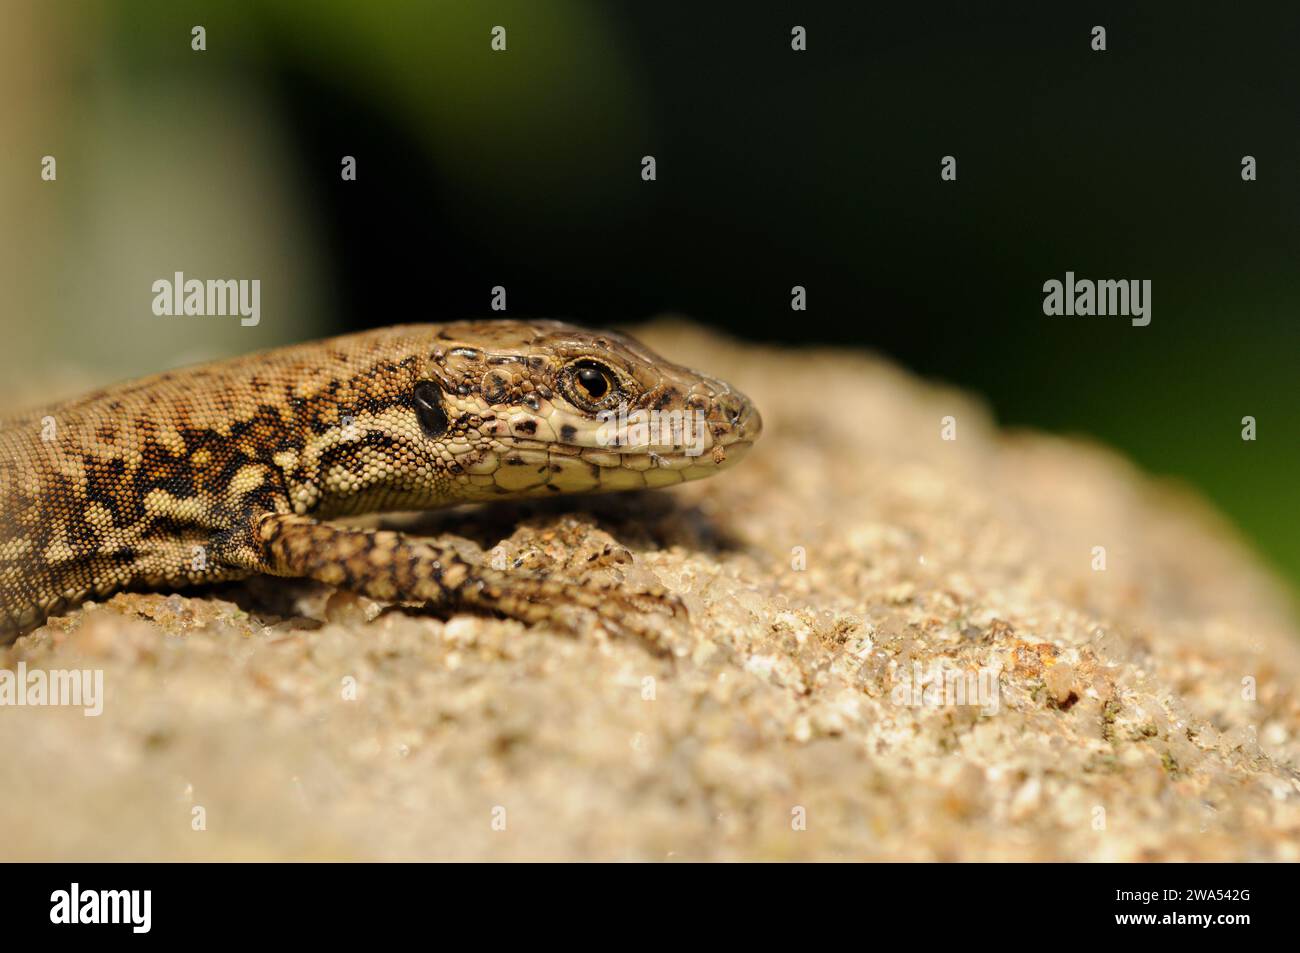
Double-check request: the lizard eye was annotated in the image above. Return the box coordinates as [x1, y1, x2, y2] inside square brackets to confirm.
[564, 359, 615, 408]
[575, 363, 610, 399]
[412, 380, 448, 438]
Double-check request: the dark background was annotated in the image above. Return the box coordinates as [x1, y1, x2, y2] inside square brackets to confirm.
[9, 1, 1299, 588]
[296, 3, 1300, 589]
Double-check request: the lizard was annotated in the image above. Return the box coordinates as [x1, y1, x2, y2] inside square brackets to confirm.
[0, 321, 760, 645]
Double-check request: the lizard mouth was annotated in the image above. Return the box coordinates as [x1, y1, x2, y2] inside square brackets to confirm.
[484, 428, 757, 496]
[482, 390, 761, 496]
[546, 438, 757, 493]
[557, 398, 759, 491]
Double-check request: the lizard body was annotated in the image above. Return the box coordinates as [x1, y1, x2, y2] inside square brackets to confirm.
[0, 321, 760, 642]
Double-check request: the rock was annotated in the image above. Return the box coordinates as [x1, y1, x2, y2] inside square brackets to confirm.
[2, 320, 1298, 861]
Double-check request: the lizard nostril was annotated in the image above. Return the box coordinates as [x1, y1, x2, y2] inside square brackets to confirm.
[716, 395, 743, 426]
[720, 393, 760, 440]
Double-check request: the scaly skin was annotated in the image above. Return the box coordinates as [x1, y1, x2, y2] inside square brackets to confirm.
[0, 321, 760, 643]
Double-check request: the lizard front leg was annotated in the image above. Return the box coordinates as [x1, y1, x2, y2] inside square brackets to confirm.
[220, 512, 685, 648]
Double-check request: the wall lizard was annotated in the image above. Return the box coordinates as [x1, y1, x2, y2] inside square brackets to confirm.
[0, 321, 760, 643]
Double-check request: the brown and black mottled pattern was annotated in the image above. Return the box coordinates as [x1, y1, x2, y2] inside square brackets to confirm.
[0, 321, 761, 642]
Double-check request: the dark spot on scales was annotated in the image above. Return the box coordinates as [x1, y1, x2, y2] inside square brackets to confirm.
[560, 424, 577, 442]
[513, 420, 537, 435]
[413, 381, 449, 438]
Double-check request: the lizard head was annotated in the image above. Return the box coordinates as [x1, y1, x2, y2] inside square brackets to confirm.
[409, 320, 762, 500]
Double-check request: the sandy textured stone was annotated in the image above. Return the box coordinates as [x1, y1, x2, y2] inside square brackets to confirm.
[2, 321, 1298, 860]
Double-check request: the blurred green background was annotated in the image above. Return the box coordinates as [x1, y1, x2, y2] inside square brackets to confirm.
[3, 1, 1297, 591]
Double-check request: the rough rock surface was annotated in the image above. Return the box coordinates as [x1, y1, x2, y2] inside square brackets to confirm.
[3, 322, 1298, 861]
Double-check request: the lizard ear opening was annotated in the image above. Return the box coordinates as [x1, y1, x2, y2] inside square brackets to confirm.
[412, 380, 449, 438]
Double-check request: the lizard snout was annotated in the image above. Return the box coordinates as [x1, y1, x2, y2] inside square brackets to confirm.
[707, 387, 762, 446]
